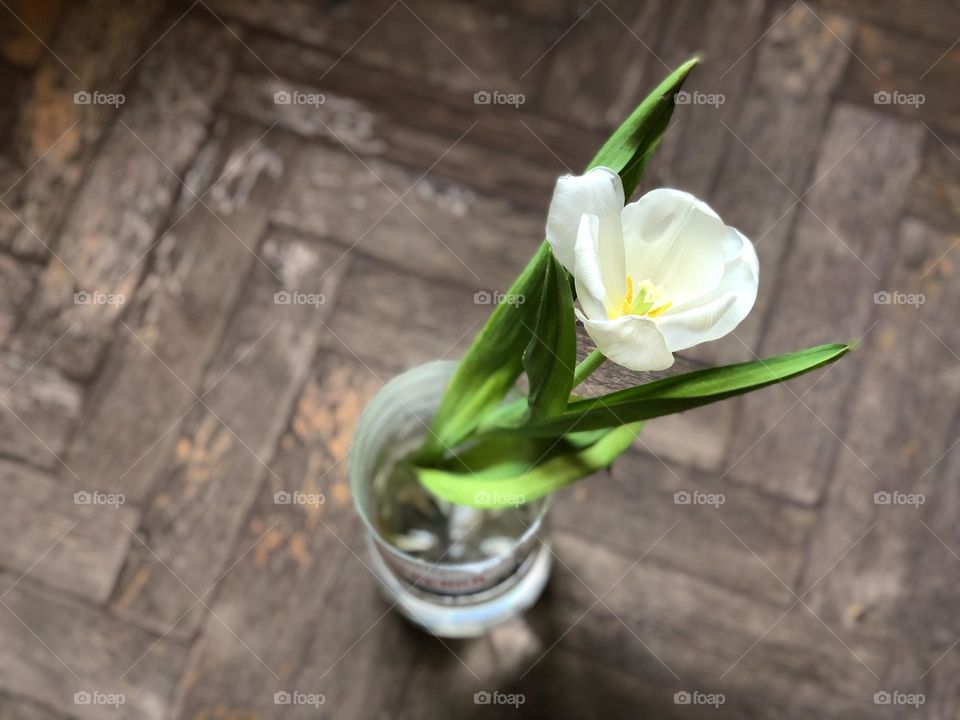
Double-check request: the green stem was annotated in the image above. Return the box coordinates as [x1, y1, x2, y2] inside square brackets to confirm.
[573, 349, 606, 387]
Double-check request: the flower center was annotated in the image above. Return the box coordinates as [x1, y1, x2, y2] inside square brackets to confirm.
[609, 275, 672, 320]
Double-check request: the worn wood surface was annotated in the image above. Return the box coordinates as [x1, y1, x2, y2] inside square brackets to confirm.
[0, 0, 163, 260]
[726, 107, 925, 503]
[0, 1, 958, 718]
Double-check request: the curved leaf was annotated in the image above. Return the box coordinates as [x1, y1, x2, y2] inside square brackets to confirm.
[486, 343, 851, 438]
[416, 422, 644, 508]
[414, 244, 548, 463]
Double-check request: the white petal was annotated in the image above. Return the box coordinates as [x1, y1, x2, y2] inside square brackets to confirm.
[546, 167, 625, 283]
[621, 188, 727, 306]
[572, 214, 608, 321]
[655, 228, 759, 351]
[577, 311, 674, 371]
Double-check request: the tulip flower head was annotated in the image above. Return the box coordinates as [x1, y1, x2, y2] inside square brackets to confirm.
[546, 167, 759, 370]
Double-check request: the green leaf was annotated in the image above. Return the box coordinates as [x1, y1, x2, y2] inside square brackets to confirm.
[415, 57, 699, 464]
[414, 244, 549, 463]
[415, 422, 644, 508]
[523, 252, 576, 418]
[486, 343, 851, 438]
[587, 56, 699, 198]
[430, 434, 561, 480]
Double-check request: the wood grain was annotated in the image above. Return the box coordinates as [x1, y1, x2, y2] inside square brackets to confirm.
[171, 354, 382, 718]
[206, 0, 551, 95]
[688, 2, 856, 366]
[112, 233, 351, 637]
[273, 142, 545, 290]
[63, 122, 290, 503]
[0, 351, 80, 471]
[816, 0, 960, 45]
[10, 14, 233, 378]
[726, 106, 924, 504]
[642, 0, 767, 198]
[0, 253, 34, 346]
[543, 532, 885, 718]
[908, 130, 960, 234]
[0, 0, 163, 259]
[553, 448, 816, 606]
[225, 34, 604, 209]
[801, 219, 960, 633]
[534, 2, 668, 131]
[0, 574, 187, 720]
[840, 23, 960, 136]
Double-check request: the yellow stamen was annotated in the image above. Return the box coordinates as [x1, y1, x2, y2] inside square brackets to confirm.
[648, 301, 673, 317]
[608, 275, 671, 319]
[620, 275, 634, 316]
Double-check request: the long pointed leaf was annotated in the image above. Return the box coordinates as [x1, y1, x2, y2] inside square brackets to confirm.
[415, 244, 548, 462]
[523, 252, 576, 418]
[486, 343, 851, 438]
[588, 56, 699, 197]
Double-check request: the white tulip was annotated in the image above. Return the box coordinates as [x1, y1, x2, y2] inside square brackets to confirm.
[546, 167, 758, 371]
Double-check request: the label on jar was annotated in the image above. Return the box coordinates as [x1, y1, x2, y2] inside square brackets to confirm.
[371, 531, 541, 597]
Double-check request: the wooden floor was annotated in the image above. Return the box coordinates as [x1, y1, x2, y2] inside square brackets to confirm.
[0, 0, 959, 717]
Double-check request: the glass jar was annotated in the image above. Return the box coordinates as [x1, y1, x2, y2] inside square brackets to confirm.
[349, 361, 552, 637]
